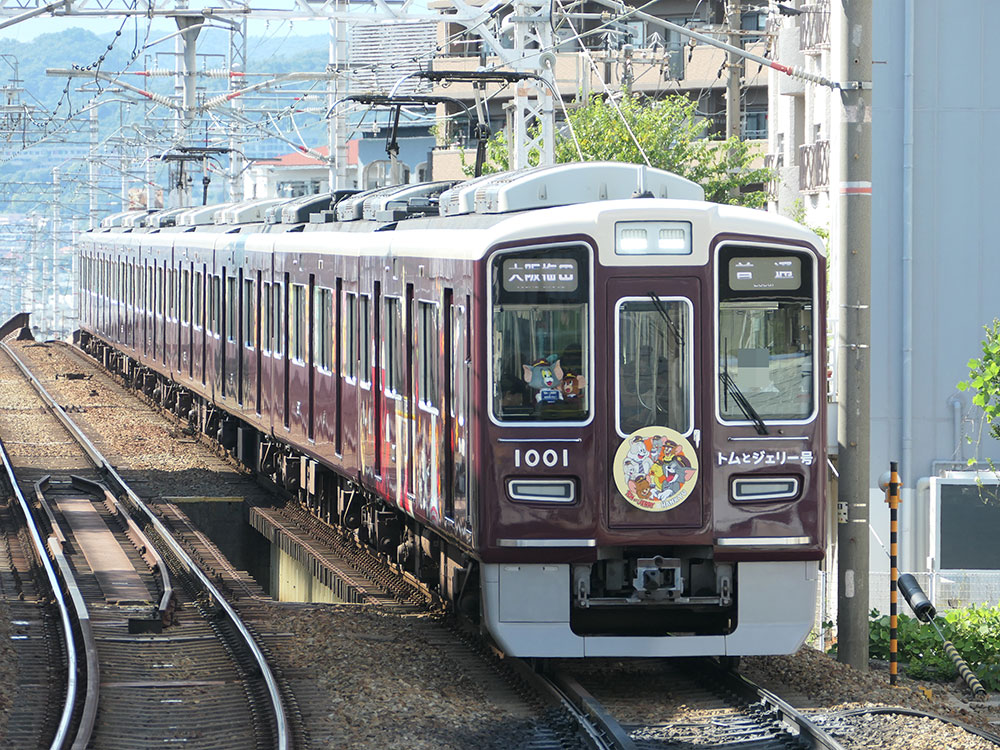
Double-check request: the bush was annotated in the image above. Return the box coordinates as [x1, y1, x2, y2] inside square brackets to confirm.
[869, 605, 1000, 690]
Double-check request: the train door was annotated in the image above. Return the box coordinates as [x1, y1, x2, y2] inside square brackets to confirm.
[245, 269, 260, 415]
[143, 262, 154, 359]
[193, 264, 206, 386]
[380, 290, 405, 505]
[221, 269, 239, 402]
[287, 275, 310, 443]
[156, 258, 170, 365]
[179, 262, 191, 379]
[366, 281, 380, 481]
[606, 277, 705, 530]
[444, 293, 472, 533]
[259, 276, 275, 422]
[312, 277, 336, 450]
[414, 295, 443, 521]
[338, 281, 360, 469]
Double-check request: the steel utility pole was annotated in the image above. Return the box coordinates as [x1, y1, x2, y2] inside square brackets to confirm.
[725, 0, 742, 139]
[836, 0, 873, 672]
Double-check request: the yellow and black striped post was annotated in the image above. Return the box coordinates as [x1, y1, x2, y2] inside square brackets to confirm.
[934, 626, 989, 700]
[887, 461, 901, 686]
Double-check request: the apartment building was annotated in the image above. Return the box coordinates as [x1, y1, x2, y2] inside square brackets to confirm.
[428, 0, 772, 177]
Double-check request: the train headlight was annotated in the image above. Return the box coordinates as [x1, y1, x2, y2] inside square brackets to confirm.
[730, 476, 800, 502]
[614, 221, 692, 256]
[506, 478, 576, 504]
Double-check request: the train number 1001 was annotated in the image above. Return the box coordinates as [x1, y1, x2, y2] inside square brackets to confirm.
[513, 448, 570, 469]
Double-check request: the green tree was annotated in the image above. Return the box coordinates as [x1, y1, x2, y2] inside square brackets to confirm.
[959, 319, 1000, 446]
[466, 94, 772, 208]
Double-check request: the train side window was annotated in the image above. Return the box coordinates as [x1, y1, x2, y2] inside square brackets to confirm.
[490, 245, 590, 423]
[169, 268, 177, 322]
[193, 270, 204, 330]
[210, 275, 221, 336]
[315, 286, 334, 371]
[226, 276, 237, 343]
[146, 266, 154, 314]
[243, 278, 255, 349]
[181, 269, 191, 325]
[343, 292, 357, 380]
[119, 261, 126, 304]
[290, 283, 307, 363]
[155, 266, 163, 317]
[262, 281, 272, 354]
[384, 296, 403, 397]
[359, 294, 371, 386]
[273, 281, 283, 357]
[417, 301, 440, 410]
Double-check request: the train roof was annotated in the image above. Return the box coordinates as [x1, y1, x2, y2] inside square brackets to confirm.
[83, 163, 824, 259]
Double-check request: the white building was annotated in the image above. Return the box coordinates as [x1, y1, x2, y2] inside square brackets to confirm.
[768, 0, 1000, 608]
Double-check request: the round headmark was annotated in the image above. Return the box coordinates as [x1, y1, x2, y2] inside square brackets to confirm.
[613, 426, 700, 512]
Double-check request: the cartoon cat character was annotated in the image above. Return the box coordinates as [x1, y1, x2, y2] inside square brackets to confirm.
[522, 357, 564, 404]
[655, 454, 697, 500]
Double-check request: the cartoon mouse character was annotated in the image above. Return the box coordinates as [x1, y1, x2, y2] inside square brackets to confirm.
[558, 371, 586, 399]
[522, 357, 564, 403]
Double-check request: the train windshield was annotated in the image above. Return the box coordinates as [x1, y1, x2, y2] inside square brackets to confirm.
[616, 298, 693, 436]
[718, 248, 815, 422]
[491, 245, 590, 422]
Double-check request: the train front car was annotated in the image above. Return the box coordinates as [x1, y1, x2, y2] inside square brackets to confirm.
[468, 166, 826, 658]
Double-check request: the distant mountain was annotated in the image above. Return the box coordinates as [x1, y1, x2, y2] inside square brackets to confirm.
[0, 25, 331, 213]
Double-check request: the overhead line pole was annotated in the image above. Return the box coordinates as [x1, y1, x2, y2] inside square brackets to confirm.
[835, 0, 872, 672]
[725, 0, 742, 140]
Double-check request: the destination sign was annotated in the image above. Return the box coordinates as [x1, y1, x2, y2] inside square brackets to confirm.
[502, 258, 579, 293]
[729, 256, 802, 291]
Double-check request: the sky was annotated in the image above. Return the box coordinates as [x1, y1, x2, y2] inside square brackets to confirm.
[0, 15, 334, 43]
[0, 1, 433, 44]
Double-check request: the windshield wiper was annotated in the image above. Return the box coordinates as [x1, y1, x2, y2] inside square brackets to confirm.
[720, 371, 769, 435]
[646, 292, 683, 349]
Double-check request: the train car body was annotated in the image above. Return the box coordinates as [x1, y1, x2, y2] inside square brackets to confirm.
[77, 162, 827, 658]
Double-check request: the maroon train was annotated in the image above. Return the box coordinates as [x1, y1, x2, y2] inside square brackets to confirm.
[77, 162, 827, 657]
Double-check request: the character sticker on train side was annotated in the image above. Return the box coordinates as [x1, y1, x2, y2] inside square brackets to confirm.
[612, 427, 699, 512]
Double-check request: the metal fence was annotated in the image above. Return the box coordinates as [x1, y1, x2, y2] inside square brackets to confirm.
[807, 569, 1000, 650]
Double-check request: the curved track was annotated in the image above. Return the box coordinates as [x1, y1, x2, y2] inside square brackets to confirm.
[0, 340, 291, 749]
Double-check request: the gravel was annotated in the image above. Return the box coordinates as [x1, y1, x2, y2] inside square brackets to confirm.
[743, 647, 1000, 749]
[5, 339, 1000, 749]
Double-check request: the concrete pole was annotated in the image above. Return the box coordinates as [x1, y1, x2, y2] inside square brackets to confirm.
[726, 0, 742, 139]
[835, 0, 873, 672]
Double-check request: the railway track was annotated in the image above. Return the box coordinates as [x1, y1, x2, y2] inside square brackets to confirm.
[533, 657, 849, 750]
[0, 340, 293, 749]
[5, 337, 999, 750]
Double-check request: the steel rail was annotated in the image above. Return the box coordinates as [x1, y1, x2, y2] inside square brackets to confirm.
[34, 477, 100, 750]
[710, 661, 851, 750]
[1, 341, 290, 750]
[0, 441, 79, 750]
[70, 474, 174, 622]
